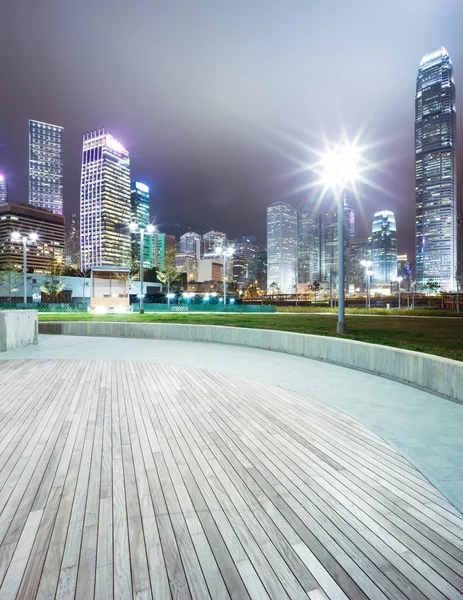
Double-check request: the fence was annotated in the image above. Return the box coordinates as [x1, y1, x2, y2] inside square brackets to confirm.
[0, 303, 88, 312]
[0, 302, 276, 314]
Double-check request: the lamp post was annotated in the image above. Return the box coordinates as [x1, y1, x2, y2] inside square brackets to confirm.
[130, 222, 155, 314]
[360, 259, 372, 309]
[322, 144, 358, 334]
[396, 276, 403, 309]
[11, 231, 38, 304]
[215, 246, 234, 308]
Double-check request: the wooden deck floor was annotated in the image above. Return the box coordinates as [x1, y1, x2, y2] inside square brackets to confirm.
[0, 359, 463, 599]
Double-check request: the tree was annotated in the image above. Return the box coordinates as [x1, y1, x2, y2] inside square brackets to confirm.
[0, 261, 22, 303]
[423, 279, 440, 306]
[40, 258, 65, 303]
[312, 280, 321, 301]
[269, 281, 279, 296]
[66, 266, 91, 303]
[157, 244, 182, 308]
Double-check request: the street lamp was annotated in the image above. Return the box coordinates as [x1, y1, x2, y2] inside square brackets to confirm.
[396, 276, 403, 309]
[322, 143, 358, 334]
[360, 260, 373, 309]
[129, 222, 155, 314]
[215, 246, 234, 307]
[11, 231, 38, 303]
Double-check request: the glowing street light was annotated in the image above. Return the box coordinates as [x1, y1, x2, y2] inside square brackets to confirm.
[10, 231, 39, 303]
[129, 222, 156, 313]
[322, 143, 359, 334]
[360, 259, 373, 309]
[396, 275, 404, 309]
[215, 246, 234, 307]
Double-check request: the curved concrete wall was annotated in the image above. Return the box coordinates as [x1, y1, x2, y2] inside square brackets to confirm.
[39, 321, 463, 404]
[0, 310, 38, 352]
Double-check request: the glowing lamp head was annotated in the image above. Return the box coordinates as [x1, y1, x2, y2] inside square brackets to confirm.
[11, 231, 21, 242]
[360, 259, 372, 268]
[215, 246, 223, 255]
[226, 247, 234, 257]
[0, 174, 4, 182]
[29, 233, 38, 242]
[323, 144, 358, 189]
[396, 276, 403, 283]
[146, 223, 155, 234]
[129, 222, 138, 233]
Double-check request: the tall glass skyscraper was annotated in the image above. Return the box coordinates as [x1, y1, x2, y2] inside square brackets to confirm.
[415, 47, 457, 291]
[298, 208, 319, 283]
[80, 129, 131, 269]
[29, 120, 64, 215]
[130, 181, 153, 269]
[267, 202, 298, 293]
[0, 175, 7, 205]
[371, 210, 397, 283]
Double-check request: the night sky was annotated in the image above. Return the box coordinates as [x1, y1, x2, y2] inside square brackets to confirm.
[1, 0, 462, 260]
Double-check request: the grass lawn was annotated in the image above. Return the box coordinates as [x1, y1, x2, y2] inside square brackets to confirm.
[39, 312, 463, 362]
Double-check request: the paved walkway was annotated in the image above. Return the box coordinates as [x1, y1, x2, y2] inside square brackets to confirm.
[1, 357, 463, 599]
[3, 335, 463, 514]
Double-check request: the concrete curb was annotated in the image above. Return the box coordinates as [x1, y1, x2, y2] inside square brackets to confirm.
[39, 321, 463, 404]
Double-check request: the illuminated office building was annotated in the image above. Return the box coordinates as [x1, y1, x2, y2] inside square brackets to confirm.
[131, 181, 153, 269]
[298, 208, 319, 283]
[267, 202, 298, 293]
[0, 203, 64, 272]
[0, 175, 7, 205]
[80, 129, 131, 269]
[179, 231, 201, 255]
[415, 48, 457, 290]
[371, 210, 398, 283]
[29, 120, 64, 215]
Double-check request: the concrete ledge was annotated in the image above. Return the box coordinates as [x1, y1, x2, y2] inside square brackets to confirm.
[39, 321, 463, 404]
[1, 310, 38, 352]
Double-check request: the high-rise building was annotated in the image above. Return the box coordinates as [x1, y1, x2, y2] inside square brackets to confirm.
[65, 213, 80, 266]
[29, 120, 64, 215]
[319, 202, 355, 287]
[415, 48, 457, 291]
[397, 253, 411, 280]
[319, 211, 338, 283]
[0, 203, 65, 272]
[349, 239, 371, 290]
[80, 129, 131, 269]
[179, 231, 201, 255]
[267, 202, 298, 293]
[176, 253, 198, 282]
[130, 181, 153, 269]
[203, 230, 227, 248]
[298, 208, 319, 283]
[233, 236, 258, 287]
[371, 210, 398, 283]
[0, 175, 7, 205]
[256, 250, 267, 291]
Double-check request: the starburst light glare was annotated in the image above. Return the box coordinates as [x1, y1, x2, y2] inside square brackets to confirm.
[322, 144, 359, 189]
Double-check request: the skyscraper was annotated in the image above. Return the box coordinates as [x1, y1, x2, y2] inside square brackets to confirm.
[415, 47, 457, 291]
[233, 236, 258, 287]
[203, 231, 227, 248]
[319, 211, 338, 283]
[131, 181, 153, 269]
[179, 231, 201, 255]
[29, 120, 64, 215]
[371, 210, 398, 283]
[0, 175, 7, 205]
[80, 129, 131, 269]
[65, 213, 80, 266]
[267, 202, 298, 293]
[298, 208, 319, 283]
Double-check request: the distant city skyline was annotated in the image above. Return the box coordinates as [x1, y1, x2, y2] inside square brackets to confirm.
[2, 0, 462, 264]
